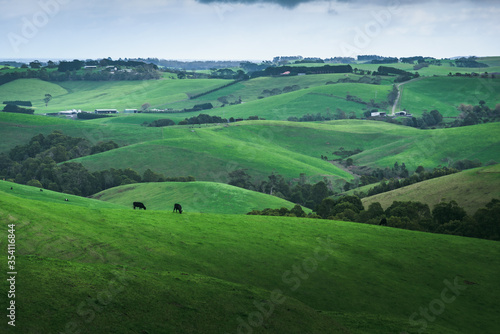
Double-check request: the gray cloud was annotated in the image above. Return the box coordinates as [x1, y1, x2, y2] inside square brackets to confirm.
[196, 0, 311, 8]
[196, 0, 495, 9]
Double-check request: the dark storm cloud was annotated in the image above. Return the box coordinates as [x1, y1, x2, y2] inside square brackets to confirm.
[196, 0, 494, 9]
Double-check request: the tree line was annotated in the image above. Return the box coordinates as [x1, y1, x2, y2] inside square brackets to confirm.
[0, 131, 194, 196]
[229, 170, 335, 210]
[0, 63, 161, 86]
[249, 195, 500, 241]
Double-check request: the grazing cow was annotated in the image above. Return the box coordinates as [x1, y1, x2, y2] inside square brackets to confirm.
[379, 218, 387, 226]
[40, 189, 43, 192]
[10, 187, 13, 190]
[133, 201, 146, 210]
[65, 198, 69, 202]
[173, 203, 183, 214]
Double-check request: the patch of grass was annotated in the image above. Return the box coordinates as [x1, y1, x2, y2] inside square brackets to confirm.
[1, 188, 499, 333]
[361, 164, 500, 214]
[91, 181, 311, 214]
[398, 76, 500, 117]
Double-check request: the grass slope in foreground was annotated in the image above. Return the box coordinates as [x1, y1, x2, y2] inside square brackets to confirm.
[1, 187, 499, 333]
[91, 181, 311, 214]
[361, 164, 500, 214]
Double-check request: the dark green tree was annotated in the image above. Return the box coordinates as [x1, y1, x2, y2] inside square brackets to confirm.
[432, 200, 467, 225]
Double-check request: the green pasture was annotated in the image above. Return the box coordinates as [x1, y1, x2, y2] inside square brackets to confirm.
[0, 180, 126, 210]
[0, 112, 168, 153]
[91, 181, 311, 214]
[2, 113, 499, 185]
[200, 82, 394, 121]
[398, 76, 500, 117]
[0, 78, 232, 113]
[361, 164, 500, 214]
[352, 122, 500, 170]
[71, 124, 354, 183]
[1, 186, 499, 333]
[154, 73, 394, 112]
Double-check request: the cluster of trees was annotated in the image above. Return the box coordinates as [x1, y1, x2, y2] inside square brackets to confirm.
[324, 57, 356, 64]
[346, 159, 493, 199]
[229, 170, 336, 209]
[217, 95, 242, 106]
[452, 101, 500, 126]
[181, 103, 214, 113]
[247, 204, 307, 217]
[178, 113, 225, 125]
[0, 61, 161, 86]
[146, 119, 176, 127]
[359, 166, 459, 197]
[0, 131, 193, 196]
[331, 74, 382, 85]
[175, 69, 248, 81]
[357, 55, 385, 61]
[316, 196, 499, 241]
[136, 58, 243, 71]
[259, 85, 301, 98]
[6, 131, 117, 163]
[2, 104, 34, 114]
[370, 57, 399, 64]
[76, 113, 113, 120]
[294, 58, 324, 64]
[377, 102, 500, 129]
[251, 64, 353, 78]
[373, 66, 419, 82]
[454, 57, 488, 68]
[252, 193, 499, 241]
[3, 100, 32, 107]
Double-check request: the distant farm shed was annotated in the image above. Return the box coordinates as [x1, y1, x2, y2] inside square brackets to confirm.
[95, 109, 118, 114]
[395, 111, 412, 117]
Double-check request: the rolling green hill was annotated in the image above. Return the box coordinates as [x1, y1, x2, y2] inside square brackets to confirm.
[91, 181, 311, 214]
[0, 180, 127, 210]
[2, 113, 499, 187]
[1, 185, 499, 333]
[398, 76, 500, 117]
[70, 123, 354, 183]
[361, 164, 500, 214]
[0, 78, 232, 113]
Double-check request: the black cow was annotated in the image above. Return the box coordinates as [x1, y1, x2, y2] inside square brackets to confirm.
[133, 202, 146, 210]
[173, 203, 182, 214]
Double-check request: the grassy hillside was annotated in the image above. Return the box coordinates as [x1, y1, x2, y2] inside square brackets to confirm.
[196, 82, 393, 121]
[2, 112, 499, 184]
[0, 112, 167, 153]
[71, 123, 354, 183]
[1, 187, 499, 333]
[91, 181, 311, 214]
[398, 76, 500, 117]
[0, 78, 232, 113]
[361, 164, 500, 214]
[0, 180, 127, 210]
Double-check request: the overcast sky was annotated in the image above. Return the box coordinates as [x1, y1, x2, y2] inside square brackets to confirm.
[1, 0, 499, 61]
